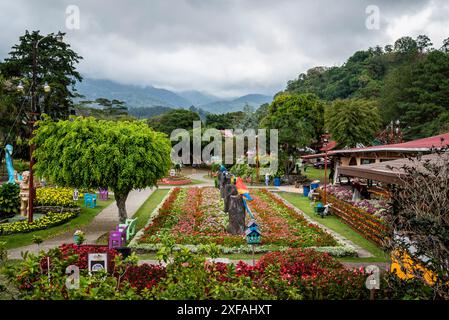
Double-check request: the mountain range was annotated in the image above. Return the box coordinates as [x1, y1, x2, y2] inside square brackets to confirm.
[75, 78, 273, 114]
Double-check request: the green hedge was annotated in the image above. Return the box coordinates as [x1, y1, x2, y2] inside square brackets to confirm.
[0, 183, 20, 219]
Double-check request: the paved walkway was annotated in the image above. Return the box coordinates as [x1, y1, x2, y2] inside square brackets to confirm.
[137, 259, 389, 270]
[7, 187, 155, 260]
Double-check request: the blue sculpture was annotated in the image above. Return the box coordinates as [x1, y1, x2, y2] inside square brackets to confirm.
[5, 144, 16, 184]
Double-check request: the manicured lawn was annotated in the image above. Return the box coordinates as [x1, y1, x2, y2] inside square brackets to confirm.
[303, 167, 326, 182]
[279, 192, 389, 263]
[0, 197, 115, 249]
[96, 189, 170, 245]
[132, 188, 170, 232]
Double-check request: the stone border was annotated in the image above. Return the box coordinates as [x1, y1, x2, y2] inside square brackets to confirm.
[33, 206, 81, 214]
[270, 191, 373, 258]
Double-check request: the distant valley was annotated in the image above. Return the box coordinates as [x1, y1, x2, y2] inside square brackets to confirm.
[75, 78, 273, 115]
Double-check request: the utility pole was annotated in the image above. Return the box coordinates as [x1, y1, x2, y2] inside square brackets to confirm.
[255, 135, 260, 184]
[28, 40, 38, 223]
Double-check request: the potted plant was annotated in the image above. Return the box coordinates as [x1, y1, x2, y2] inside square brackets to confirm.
[73, 230, 85, 245]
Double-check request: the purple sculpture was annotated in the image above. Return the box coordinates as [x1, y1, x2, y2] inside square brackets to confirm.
[99, 188, 109, 200]
[108, 231, 123, 249]
[116, 224, 128, 243]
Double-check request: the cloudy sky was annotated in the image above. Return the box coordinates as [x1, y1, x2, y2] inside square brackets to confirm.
[1, 0, 449, 97]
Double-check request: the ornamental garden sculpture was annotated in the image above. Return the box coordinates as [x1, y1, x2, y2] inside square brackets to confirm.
[18, 171, 30, 217]
[4, 144, 15, 184]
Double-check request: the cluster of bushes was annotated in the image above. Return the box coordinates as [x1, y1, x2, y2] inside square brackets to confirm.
[0, 242, 435, 300]
[0, 183, 20, 219]
[35, 187, 78, 208]
[0, 211, 78, 235]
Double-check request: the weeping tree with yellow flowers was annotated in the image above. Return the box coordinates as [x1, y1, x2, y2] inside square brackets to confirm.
[32, 115, 171, 222]
[385, 152, 449, 299]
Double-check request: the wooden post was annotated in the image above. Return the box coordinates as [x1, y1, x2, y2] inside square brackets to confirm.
[323, 150, 328, 205]
[28, 41, 38, 224]
[252, 244, 255, 266]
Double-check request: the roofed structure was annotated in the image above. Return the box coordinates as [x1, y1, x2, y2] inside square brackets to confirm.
[338, 153, 449, 184]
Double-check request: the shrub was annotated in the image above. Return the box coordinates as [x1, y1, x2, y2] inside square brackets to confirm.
[0, 211, 78, 235]
[3, 243, 441, 300]
[0, 183, 20, 219]
[0, 241, 7, 264]
[35, 187, 77, 208]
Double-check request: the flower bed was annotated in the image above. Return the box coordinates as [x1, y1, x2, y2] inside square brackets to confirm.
[35, 187, 78, 208]
[9, 246, 370, 300]
[321, 191, 390, 246]
[326, 185, 390, 218]
[157, 177, 192, 185]
[132, 187, 342, 254]
[0, 211, 78, 235]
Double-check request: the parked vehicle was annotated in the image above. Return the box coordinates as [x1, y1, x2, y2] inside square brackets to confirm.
[313, 159, 331, 169]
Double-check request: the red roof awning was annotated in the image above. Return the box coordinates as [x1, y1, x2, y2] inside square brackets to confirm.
[329, 132, 449, 155]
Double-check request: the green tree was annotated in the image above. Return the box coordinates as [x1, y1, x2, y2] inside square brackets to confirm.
[0, 30, 82, 119]
[381, 50, 449, 139]
[325, 99, 381, 148]
[75, 98, 131, 120]
[441, 37, 449, 53]
[261, 93, 324, 148]
[261, 93, 324, 175]
[394, 36, 418, 54]
[32, 116, 171, 222]
[416, 35, 433, 53]
[148, 109, 200, 135]
[205, 112, 244, 130]
[235, 104, 259, 129]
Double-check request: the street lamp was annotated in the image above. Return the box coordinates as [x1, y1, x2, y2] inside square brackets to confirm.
[255, 135, 259, 184]
[43, 82, 51, 93]
[323, 137, 329, 205]
[22, 32, 62, 223]
[16, 82, 24, 93]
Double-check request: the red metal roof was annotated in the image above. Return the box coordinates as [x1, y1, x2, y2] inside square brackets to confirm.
[320, 140, 338, 152]
[301, 153, 327, 160]
[329, 132, 449, 155]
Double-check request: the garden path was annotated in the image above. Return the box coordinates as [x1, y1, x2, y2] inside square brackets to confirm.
[7, 187, 155, 260]
[137, 259, 389, 270]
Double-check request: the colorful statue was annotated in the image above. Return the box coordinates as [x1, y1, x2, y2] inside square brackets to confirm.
[5, 144, 15, 184]
[236, 177, 255, 220]
[19, 171, 30, 217]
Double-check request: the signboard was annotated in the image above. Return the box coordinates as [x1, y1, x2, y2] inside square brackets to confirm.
[88, 253, 108, 274]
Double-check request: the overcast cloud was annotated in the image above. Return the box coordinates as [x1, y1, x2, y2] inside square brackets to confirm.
[1, 0, 449, 97]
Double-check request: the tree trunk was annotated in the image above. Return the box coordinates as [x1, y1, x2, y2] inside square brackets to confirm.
[115, 192, 129, 223]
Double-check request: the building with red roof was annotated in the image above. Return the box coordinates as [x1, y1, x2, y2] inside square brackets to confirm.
[301, 132, 449, 183]
[302, 132, 449, 165]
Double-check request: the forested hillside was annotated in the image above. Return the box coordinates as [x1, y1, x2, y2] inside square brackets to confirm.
[285, 35, 449, 140]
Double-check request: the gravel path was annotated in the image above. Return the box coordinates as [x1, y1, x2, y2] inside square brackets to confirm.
[7, 187, 155, 260]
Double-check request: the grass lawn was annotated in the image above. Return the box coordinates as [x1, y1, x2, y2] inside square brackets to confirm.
[303, 167, 326, 182]
[132, 189, 170, 232]
[0, 197, 115, 250]
[96, 188, 171, 245]
[279, 192, 389, 263]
